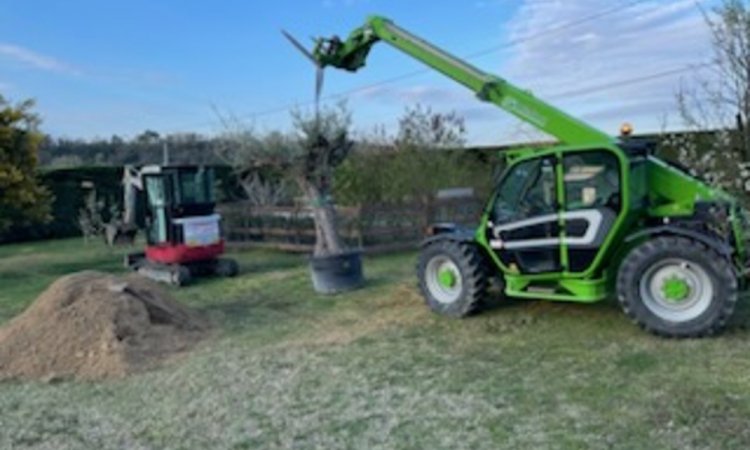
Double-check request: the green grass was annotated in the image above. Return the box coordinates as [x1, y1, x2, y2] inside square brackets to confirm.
[2, 238, 750, 449]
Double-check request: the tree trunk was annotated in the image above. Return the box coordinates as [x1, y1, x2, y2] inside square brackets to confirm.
[300, 180, 345, 256]
[742, 108, 750, 162]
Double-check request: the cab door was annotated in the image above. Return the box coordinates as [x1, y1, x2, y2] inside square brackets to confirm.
[561, 151, 622, 273]
[144, 175, 170, 245]
[487, 156, 563, 274]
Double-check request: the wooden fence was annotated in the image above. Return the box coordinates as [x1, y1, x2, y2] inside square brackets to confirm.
[218, 196, 483, 254]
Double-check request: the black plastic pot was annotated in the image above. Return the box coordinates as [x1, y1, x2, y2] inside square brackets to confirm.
[309, 250, 365, 295]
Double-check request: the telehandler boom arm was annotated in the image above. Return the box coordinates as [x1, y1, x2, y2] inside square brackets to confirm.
[313, 16, 612, 146]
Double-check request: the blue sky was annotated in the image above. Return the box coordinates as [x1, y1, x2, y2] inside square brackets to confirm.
[0, 0, 720, 144]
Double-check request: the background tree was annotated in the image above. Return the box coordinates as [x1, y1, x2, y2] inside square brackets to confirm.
[0, 96, 52, 233]
[393, 105, 470, 202]
[218, 103, 354, 256]
[335, 105, 492, 206]
[213, 121, 294, 207]
[77, 185, 108, 243]
[673, 0, 750, 192]
[395, 104, 466, 151]
[38, 131, 225, 167]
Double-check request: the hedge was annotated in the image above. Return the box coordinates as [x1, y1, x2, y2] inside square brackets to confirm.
[0, 165, 239, 244]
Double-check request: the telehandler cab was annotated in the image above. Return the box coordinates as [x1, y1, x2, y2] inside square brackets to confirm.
[292, 16, 750, 337]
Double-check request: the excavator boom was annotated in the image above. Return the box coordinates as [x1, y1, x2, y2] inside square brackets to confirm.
[313, 16, 612, 146]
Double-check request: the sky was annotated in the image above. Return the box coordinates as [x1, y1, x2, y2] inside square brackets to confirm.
[0, 0, 722, 145]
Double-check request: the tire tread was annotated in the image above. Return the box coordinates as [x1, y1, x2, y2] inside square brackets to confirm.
[417, 240, 490, 317]
[616, 236, 737, 338]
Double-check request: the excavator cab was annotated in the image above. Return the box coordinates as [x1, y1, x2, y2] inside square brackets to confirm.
[141, 166, 216, 246]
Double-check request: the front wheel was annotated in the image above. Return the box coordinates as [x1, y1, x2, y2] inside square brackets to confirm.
[616, 236, 737, 338]
[417, 240, 490, 318]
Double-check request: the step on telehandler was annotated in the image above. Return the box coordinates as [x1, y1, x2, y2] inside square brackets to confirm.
[111, 165, 239, 286]
[292, 16, 750, 337]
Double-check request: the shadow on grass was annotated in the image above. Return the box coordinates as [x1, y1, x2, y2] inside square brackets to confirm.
[482, 294, 528, 314]
[728, 294, 750, 334]
[478, 290, 623, 327]
[356, 275, 396, 291]
[180, 255, 306, 290]
[197, 293, 310, 333]
[237, 255, 306, 275]
[199, 299, 257, 330]
[43, 255, 125, 277]
[0, 271, 38, 285]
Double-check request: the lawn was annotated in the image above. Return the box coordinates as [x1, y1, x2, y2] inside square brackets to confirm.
[1, 238, 750, 449]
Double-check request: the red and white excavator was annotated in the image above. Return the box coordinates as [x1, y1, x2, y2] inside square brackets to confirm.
[110, 165, 238, 286]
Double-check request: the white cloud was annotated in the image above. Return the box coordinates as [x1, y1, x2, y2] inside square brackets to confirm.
[344, 1, 716, 145]
[497, 0, 713, 135]
[351, 83, 507, 121]
[0, 43, 81, 75]
[354, 84, 469, 104]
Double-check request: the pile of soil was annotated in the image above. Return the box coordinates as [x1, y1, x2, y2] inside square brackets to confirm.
[0, 271, 209, 381]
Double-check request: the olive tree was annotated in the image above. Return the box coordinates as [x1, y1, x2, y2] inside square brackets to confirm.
[217, 103, 354, 256]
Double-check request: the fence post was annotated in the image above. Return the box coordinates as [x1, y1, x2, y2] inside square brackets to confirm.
[355, 205, 364, 250]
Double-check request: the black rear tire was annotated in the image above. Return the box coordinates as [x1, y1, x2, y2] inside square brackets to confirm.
[215, 258, 239, 278]
[616, 236, 737, 338]
[417, 240, 490, 318]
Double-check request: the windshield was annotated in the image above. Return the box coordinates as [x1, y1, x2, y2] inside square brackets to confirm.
[492, 158, 556, 224]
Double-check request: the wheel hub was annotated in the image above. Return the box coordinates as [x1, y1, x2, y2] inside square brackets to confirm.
[661, 276, 691, 303]
[425, 256, 463, 304]
[639, 258, 713, 323]
[438, 269, 458, 288]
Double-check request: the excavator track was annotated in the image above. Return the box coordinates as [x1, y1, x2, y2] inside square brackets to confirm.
[126, 253, 238, 286]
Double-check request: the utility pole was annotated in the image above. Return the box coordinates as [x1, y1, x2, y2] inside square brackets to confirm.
[162, 140, 170, 166]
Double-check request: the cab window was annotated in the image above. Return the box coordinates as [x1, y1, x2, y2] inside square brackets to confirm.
[563, 152, 620, 212]
[175, 169, 214, 205]
[493, 157, 557, 224]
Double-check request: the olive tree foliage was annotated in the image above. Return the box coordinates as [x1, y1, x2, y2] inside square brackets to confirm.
[0, 96, 52, 233]
[77, 188, 112, 243]
[674, 0, 750, 192]
[216, 103, 354, 256]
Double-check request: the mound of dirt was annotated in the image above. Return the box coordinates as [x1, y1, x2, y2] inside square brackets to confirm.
[0, 271, 209, 381]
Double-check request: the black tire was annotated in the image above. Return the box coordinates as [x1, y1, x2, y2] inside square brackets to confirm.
[417, 240, 490, 317]
[171, 266, 192, 287]
[616, 236, 737, 338]
[215, 258, 239, 278]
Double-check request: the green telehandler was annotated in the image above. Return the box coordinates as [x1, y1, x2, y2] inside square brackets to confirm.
[288, 16, 750, 337]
